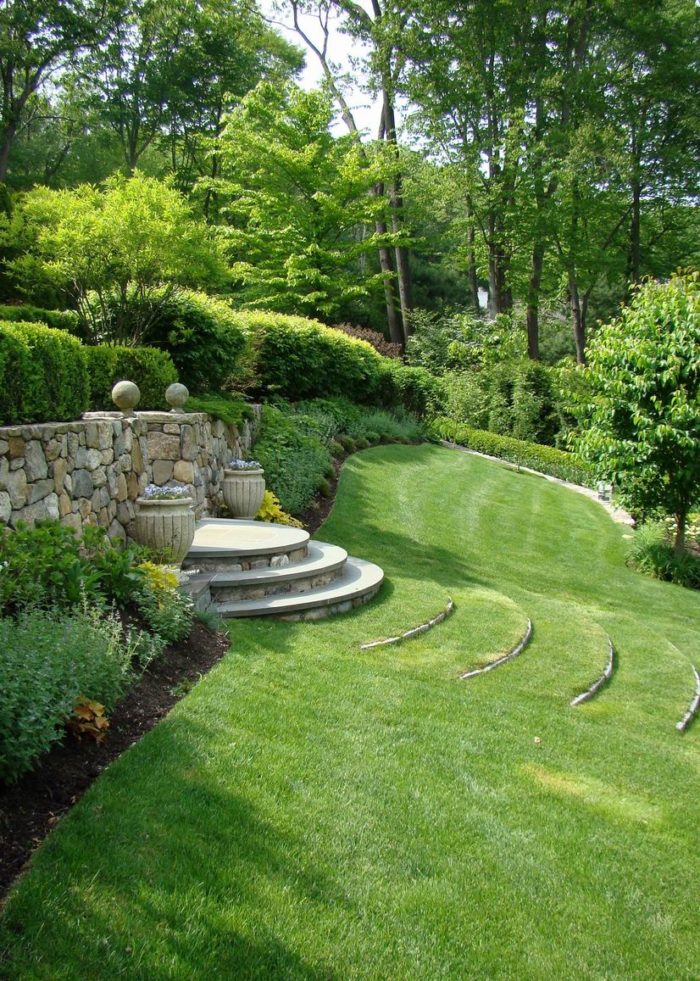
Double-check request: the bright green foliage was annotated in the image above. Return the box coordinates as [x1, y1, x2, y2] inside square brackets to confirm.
[575, 272, 700, 548]
[0, 522, 145, 615]
[136, 289, 247, 393]
[2, 174, 226, 342]
[216, 83, 393, 320]
[627, 521, 700, 589]
[406, 309, 526, 373]
[0, 304, 79, 332]
[379, 360, 444, 418]
[0, 607, 135, 784]
[0, 319, 88, 423]
[85, 344, 177, 410]
[239, 309, 385, 402]
[431, 417, 594, 486]
[442, 361, 562, 446]
[227, 308, 443, 414]
[135, 562, 193, 644]
[184, 393, 252, 428]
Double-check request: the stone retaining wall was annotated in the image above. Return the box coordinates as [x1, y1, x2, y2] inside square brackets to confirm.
[0, 407, 260, 540]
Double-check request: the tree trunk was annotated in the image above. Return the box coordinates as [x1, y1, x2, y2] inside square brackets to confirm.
[383, 99, 412, 339]
[0, 121, 17, 182]
[568, 270, 586, 365]
[674, 508, 688, 555]
[629, 176, 641, 285]
[526, 240, 545, 360]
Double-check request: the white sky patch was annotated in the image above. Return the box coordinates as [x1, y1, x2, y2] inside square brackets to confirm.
[259, 0, 384, 137]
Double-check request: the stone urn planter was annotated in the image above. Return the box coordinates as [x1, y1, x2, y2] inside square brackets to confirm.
[134, 484, 196, 564]
[222, 460, 265, 518]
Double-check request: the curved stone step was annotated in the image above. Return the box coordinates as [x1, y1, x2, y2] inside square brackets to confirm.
[210, 542, 348, 601]
[183, 518, 310, 572]
[216, 556, 384, 620]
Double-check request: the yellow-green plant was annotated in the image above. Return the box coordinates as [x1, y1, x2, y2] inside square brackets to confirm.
[255, 490, 304, 528]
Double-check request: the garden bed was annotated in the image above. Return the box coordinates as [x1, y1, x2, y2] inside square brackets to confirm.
[0, 621, 229, 902]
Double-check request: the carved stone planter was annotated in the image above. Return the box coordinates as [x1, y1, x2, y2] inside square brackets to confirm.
[222, 468, 265, 518]
[134, 497, 196, 564]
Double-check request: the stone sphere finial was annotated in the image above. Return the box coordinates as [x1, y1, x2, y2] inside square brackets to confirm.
[112, 380, 141, 417]
[166, 382, 189, 413]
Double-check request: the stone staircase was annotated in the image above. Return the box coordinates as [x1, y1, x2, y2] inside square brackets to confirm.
[182, 519, 384, 620]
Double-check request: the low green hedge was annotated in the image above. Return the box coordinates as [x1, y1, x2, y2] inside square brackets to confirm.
[227, 308, 444, 416]
[85, 345, 178, 411]
[0, 304, 80, 333]
[430, 417, 594, 487]
[0, 320, 89, 424]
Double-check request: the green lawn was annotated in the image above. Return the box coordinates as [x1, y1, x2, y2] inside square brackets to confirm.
[2, 444, 699, 979]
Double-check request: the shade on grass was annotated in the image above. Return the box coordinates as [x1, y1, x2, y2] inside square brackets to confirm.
[1, 445, 698, 979]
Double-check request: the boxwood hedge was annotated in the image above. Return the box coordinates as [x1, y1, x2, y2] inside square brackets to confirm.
[0, 320, 89, 424]
[430, 416, 594, 487]
[85, 345, 178, 411]
[227, 309, 444, 416]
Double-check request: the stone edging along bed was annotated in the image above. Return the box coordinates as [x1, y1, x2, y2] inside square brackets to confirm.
[460, 619, 533, 680]
[360, 598, 455, 650]
[570, 638, 616, 706]
[676, 665, 700, 733]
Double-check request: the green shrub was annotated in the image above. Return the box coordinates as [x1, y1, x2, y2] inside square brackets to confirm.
[442, 361, 561, 446]
[138, 289, 248, 393]
[253, 404, 332, 514]
[430, 417, 594, 486]
[226, 309, 443, 416]
[0, 522, 146, 615]
[377, 361, 445, 417]
[329, 440, 345, 457]
[0, 304, 80, 333]
[344, 407, 424, 443]
[0, 606, 136, 783]
[0, 320, 89, 424]
[185, 393, 253, 428]
[85, 345, 178, 410]
[627, 523, 700, 588]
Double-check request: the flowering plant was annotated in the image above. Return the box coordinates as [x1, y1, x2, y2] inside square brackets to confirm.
[141, 482, 191, 500]
[226, 458, 262, 471]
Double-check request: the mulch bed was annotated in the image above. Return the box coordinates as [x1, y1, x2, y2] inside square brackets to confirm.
[298, 453, 345, 535]
[0, 621, 229, 904]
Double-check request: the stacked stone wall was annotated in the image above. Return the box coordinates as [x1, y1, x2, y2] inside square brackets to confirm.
[0, 408, 260, 540]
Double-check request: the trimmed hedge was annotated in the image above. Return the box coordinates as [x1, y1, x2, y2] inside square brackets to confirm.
[227, 309, 444, 416]
[140, 290, 247, 393]
[0, 320, 89, 424]
[85, 345, 178, 411]
[0, 304, 80, 333]
[430, 417, 595, 487]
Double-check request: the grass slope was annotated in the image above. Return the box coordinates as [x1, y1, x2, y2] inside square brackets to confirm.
[2, 445, 698, 979]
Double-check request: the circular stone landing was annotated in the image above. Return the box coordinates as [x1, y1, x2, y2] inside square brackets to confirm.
[187, 519, 309, 558]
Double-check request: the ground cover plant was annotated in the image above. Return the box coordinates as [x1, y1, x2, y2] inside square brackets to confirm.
[1, 445, 698, 977]
[0, 522, 194, 783]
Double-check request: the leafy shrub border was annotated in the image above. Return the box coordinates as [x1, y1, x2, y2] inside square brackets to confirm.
[430, 416, 594, 487]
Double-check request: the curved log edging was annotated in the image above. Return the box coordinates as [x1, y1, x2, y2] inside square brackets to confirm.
[360, 598, 455, 650]
[676, 666, 700, 733]
[460, 619, 533, 680]
[570, 638, 615, 706]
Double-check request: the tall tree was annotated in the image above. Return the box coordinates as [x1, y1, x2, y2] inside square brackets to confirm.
[215, 82, 394, 321]
[0, 0, 121, 181]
